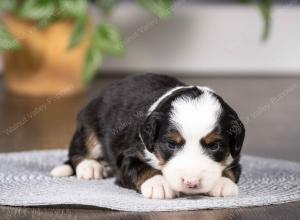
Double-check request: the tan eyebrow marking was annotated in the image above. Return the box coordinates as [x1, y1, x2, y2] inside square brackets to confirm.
[167, 130, 184, 144]
[203, 131, 222, 145]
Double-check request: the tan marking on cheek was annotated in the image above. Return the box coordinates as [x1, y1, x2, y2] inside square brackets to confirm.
[220, 154, 234, 167]
[136, 169, 161, 191]
[203, 131, 222, 145]
[137, 152, 145, 161]
[220, 160, 227, 167]
[155, 151, 166, 167]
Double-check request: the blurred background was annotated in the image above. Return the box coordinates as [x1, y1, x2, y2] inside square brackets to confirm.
[0, 0, 299, 162]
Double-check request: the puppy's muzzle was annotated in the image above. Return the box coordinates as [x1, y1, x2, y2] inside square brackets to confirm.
[182, 178, 202, 189]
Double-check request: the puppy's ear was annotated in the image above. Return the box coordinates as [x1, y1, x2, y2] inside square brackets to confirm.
[139, 112, 162, 152]
[228, 115, 245, 158]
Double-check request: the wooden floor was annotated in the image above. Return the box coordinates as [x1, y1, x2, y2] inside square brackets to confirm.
[0, 75, 299, 220]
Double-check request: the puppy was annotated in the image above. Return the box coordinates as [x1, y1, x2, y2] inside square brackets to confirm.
[51, 73, 245, 199]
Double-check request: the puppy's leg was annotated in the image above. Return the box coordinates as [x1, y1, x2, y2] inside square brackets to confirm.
[52, 125, 113, 180]
[71, 127, 113, 180]
[116, 155, 176, 199]
[208, 163, 241, 197]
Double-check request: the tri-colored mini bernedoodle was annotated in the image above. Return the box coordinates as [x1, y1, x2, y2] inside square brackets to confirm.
[51, 74, 245, 199]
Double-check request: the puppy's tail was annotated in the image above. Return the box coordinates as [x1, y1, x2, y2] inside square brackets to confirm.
[51, 161, 74, 177]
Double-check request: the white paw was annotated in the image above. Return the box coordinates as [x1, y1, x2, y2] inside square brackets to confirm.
[141, 175, 176, 199]
[51, 164, 73, 177]
[208, 177, 238, 197]
[76, 159, 104, 180]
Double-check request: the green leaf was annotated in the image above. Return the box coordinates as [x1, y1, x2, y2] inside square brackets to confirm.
[0, 0, 17, 11]
[137, 0, 173, 18]
[238, 0, 272, 41]
[95, 24, 124, 56]
[83, 23, 124, 82]
[17, 0, 55, 21]
[68, 15, 87, 49]
[96, 0, 118, 15]
[0, 23, 21, 51]
[83, 42, 102, 83]
[259, 0, 271, 41]
[57, 0, 88, 19]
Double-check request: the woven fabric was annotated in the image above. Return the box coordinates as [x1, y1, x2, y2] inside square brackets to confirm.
[0, 150, 299, 212]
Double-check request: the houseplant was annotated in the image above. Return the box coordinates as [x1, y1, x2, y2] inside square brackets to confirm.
[0, 0, 270, 96]
[0, 0, 173, 96]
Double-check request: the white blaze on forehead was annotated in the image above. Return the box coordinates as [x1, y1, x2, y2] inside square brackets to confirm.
[170, 90, 221, 138]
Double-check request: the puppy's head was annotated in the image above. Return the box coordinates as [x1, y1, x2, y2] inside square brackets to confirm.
[140, 86, 245, 194]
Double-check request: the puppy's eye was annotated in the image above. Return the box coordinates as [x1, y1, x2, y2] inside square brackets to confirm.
[208, 142, 221, 151]
[167, 141, 177, 149]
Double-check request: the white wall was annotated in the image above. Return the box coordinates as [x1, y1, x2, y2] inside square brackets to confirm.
[99, 3, 300, 75]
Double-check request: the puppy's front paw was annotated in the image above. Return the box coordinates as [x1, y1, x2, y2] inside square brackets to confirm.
[141, 175, 176, 199]
[76, 159, 103, 180]
[208, 177, 238, 197]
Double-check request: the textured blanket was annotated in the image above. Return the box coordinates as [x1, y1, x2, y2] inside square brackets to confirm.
[0, 150, 299, 212]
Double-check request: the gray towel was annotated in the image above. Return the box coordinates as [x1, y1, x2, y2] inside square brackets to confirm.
[0, 150, 299, 212]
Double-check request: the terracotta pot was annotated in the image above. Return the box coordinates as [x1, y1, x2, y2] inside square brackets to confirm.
[2, 13, 91, 97]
